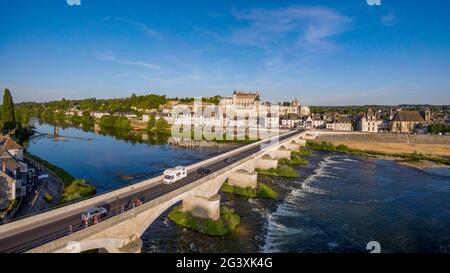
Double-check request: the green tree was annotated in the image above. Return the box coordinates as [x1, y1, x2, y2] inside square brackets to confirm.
[81, 111, 94, 125]
[154, 117, 170, 134]
[1, 89, 16, 133]
[146, 115, 156, 131]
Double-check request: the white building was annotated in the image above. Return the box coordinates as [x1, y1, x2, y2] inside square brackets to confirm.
[312, 119, 325, 129]
[91, 112, 110, 119]
[327, 118, 353, 131]
[280, 114, 300, 129]
[359, 108, 382, 133]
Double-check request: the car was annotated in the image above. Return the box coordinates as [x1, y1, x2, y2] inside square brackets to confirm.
[197, 167, 212, 176]
[224, 157, 238, 164]
[81, 207, 108, 222]
[163, 166, 187, 184]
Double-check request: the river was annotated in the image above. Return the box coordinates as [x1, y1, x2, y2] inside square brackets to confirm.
[26, 121, 450, 253]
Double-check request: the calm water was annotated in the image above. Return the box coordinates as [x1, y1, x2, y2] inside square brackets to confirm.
[27, 122, 450, 253]
[27, 122, 231, 193]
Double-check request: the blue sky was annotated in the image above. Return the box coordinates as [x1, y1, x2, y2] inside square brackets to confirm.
[1, 0, 449, 105]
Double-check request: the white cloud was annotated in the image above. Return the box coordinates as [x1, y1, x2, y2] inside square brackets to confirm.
[106, 17, 163, 40]
[66, 0, 81, 6]
[382, 12, 397, 26]
[119, 60, 162, 71]
[367, 0, 381, 6]
[224, 6, 352, 52]
[96, 51, 162, 71]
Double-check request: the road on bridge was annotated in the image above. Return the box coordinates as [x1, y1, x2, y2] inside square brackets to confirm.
[0, 130, 302, 253]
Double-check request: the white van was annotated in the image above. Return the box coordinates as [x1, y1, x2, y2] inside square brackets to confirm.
[163, 166, 187, 184]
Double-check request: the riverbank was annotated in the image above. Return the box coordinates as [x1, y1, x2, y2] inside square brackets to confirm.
[168, 205, 240, 236]
[256, 164, 299, 178]
[220, 182, 278, 199]
[317, 134, 450, 157]
[24, 152, 96, 204]
[306, 140, 450, 170]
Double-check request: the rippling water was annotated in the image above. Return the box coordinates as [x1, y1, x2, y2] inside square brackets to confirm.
[143, 151, 450, 253]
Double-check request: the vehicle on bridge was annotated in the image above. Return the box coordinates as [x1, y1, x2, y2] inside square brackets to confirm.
[224, 157, 238, 164]
[197, 167, 212, 176]
[163, 166, 187, 184]
[81, 207, 108, 222]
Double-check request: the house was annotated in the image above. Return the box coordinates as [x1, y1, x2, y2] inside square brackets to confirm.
[0, 171, 15, 212]
[0, 138, 27, 210]
[327, 118, 353, 131]
[391, 111, 425, 133]
[91, 112, 110, 119]
[280, 114, 300, 129]
[359, 108, 382, 133]
[312, 118, 325, 129]
[298, 116, 313, 130]
[0, 136, 24, 161]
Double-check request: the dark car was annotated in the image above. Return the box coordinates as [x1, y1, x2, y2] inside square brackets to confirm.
[197, 167, 212, 176]
[224, 157, 238, 164]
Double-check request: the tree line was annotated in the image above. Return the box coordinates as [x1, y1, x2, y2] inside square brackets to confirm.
[1, 89, 33, 143]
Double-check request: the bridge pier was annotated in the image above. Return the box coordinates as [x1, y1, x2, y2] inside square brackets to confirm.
[294, 139, 306, 146]
[118, 238, 143, 253]
[182, 194, 221, 221]
[255, 154, 278, 170]
[272, 146, 291, 159]
[227, 169, 258, 189]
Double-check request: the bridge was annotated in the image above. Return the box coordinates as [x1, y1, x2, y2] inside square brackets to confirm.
[0, 129, 361, 253]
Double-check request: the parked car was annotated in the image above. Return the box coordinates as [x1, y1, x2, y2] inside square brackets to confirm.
[224, 157, 238, 164]
[163, 166, 187, 184]
[81, 207, 108, 222]
[197, 167, 212, 176]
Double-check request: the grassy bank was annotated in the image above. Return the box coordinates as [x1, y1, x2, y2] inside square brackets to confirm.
[168, 206, 240, 236]
[291, 148, 312, 157]
[306, 141, 450, 166]
[279, 156, 309, 166]
[256, 164, 299, 178]
[25, 152, 96, 204]
[60, 179, 96, 204]
[220, 181, 278, 199]
[25, 152, 75, 186]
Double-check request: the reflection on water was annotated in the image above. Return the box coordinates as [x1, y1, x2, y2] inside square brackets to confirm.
[143, 151, 450, 253]
[26, 121, 233, 193]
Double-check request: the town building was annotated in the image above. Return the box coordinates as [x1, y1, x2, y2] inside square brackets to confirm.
[91, 112, 110, 119]
[359, 108, 382, 133]
[298, 116, 313, 130]
[312, 118, 326, 129]
[391, 111, 425, 133]
[326, 118, 353, 131]
[280, 114, 300, 129]
[0, 137, 27, 214]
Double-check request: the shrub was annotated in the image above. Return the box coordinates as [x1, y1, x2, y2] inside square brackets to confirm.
[168, 205, 240, 236]
[258, 183, 278, 199]
[44, 192, 53, 203]
[60, 179, 96, 204]
[256, 164, 299, 178]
